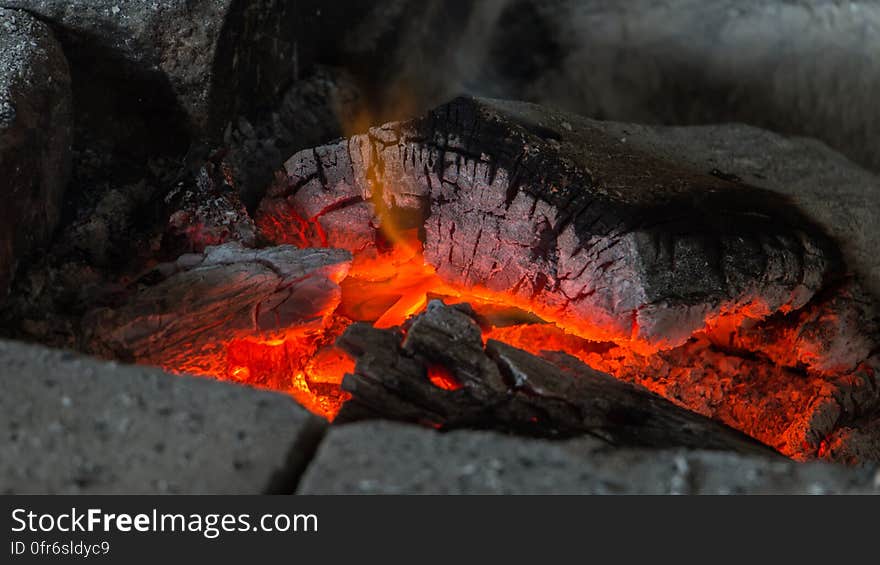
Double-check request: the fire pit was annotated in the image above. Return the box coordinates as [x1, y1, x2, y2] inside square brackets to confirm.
[75, 97, 880, 464]
[4, 0, 880, 495]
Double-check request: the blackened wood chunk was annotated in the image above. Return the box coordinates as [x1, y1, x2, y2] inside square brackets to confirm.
[259, 96, 835, 352]
[337, 301, 777, 457]
[82, 243, 351, 377]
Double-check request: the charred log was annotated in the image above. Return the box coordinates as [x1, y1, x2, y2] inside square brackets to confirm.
[487, 316, 880, 461]
[258, 96, 836, 352]
[337, 301, 778, 457]
[83, 243, 350, 380]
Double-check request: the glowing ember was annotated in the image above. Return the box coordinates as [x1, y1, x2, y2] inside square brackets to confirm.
[180, 226, 799, 428]
[230, 365, 251, 381]
[427, 365, 463, 391]
[181, 227, 602, 419]
[81, 94, 878, 464]
[218, 324, 353, 420]
[143, 147, 864, 462]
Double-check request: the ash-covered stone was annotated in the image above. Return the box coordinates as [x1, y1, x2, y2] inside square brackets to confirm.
[0, 8, 72, 302]
[0, 339, 324, 494]
[299, 421, 880, 495]
[0, 0, 320, 135]
[477, 0, 880, 174]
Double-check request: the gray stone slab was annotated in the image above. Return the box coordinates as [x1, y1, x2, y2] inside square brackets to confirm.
[0, 339, 324, 494]
[299, 421, 880, 494]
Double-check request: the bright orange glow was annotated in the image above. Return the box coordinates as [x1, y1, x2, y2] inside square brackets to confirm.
[171, 223, 790, 424]
[191, 222, 668, 421]
[220, 332, 353, 421]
